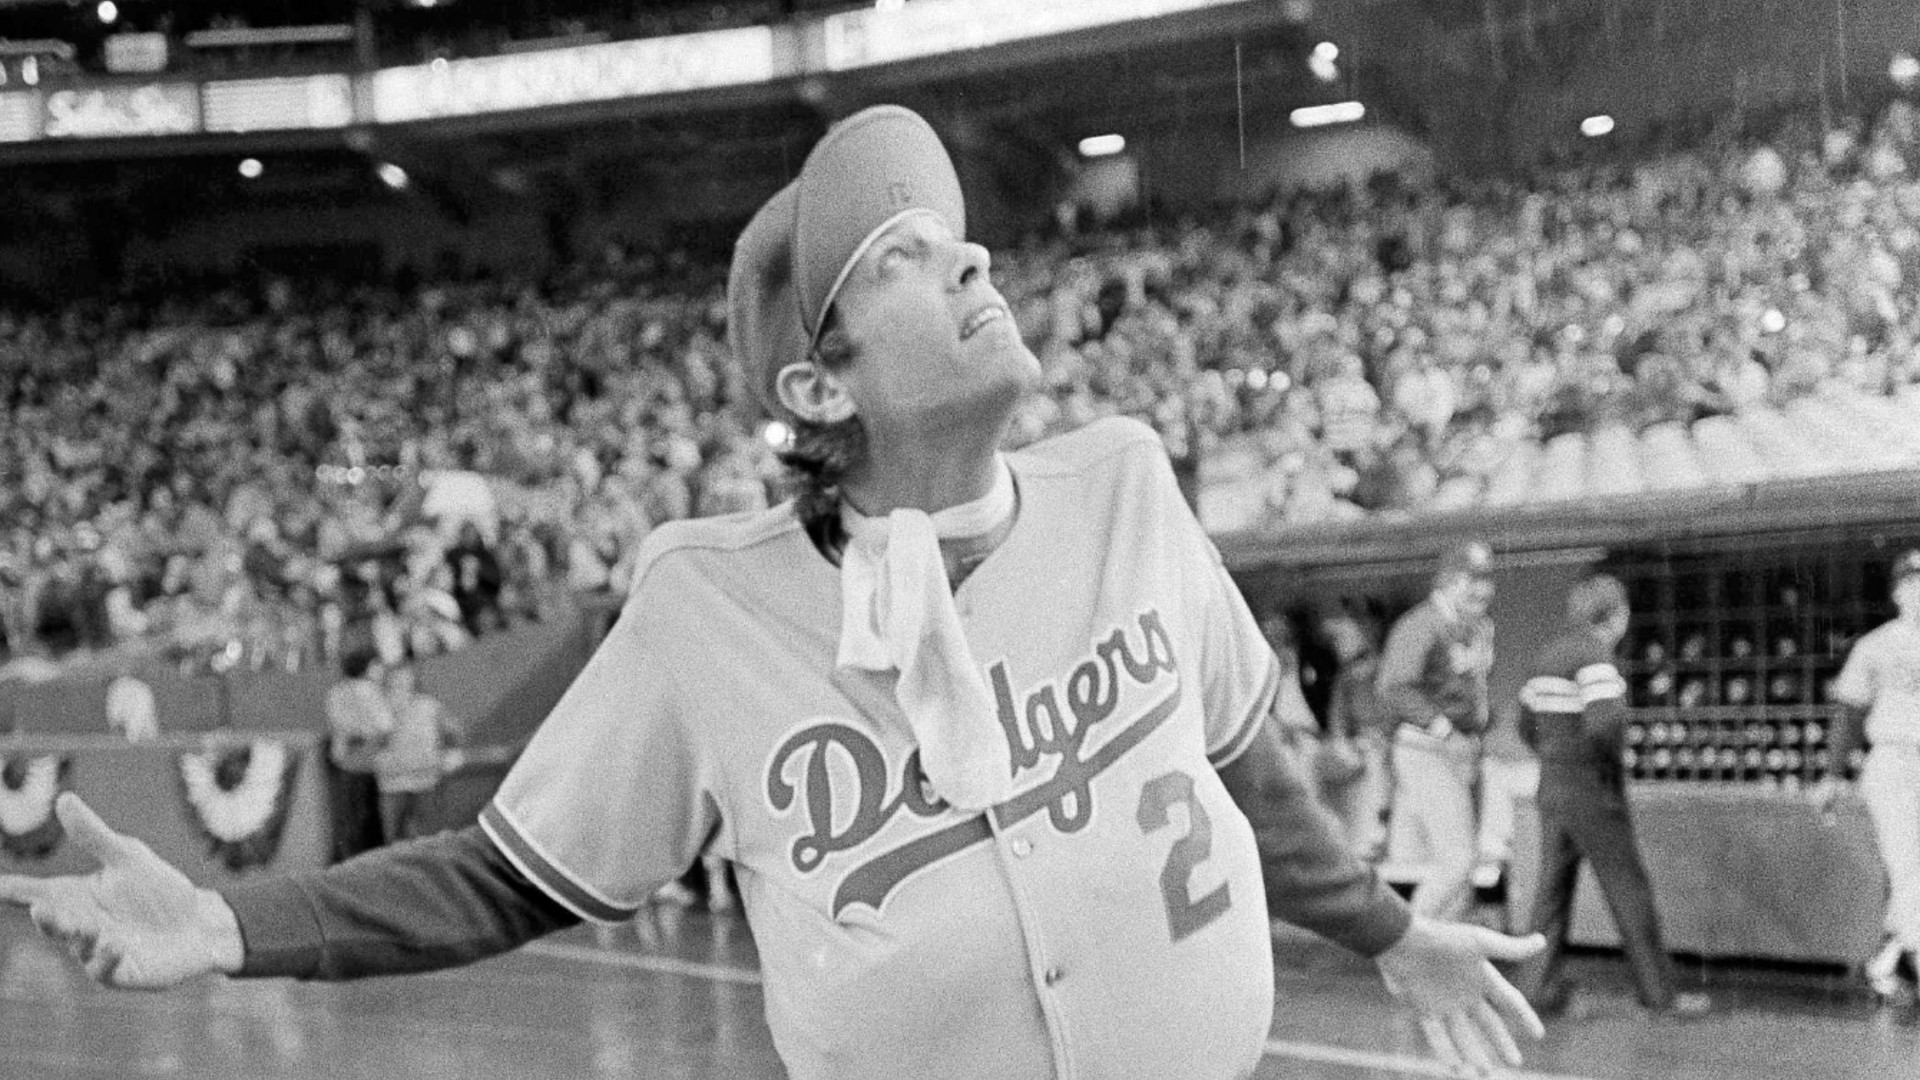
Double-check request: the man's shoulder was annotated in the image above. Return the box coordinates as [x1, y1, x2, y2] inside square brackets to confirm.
[613, 504, 818, 619]
[1531, 627, 1609, 675]
[1852, 619, 1916, 659]
[1013, 416, 1167, 479]
[627, 504, 803, 592]
[1387, 599, 1442, 637]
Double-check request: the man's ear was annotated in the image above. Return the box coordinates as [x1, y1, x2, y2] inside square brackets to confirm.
[774, 361, 857, 424]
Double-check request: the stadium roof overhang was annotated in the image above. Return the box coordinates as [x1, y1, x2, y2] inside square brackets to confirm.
[0, 1, 1355, 225]
[1219, 468, 1920, 580]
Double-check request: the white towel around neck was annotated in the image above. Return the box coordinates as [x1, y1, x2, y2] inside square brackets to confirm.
[837, 461, 1016, 810]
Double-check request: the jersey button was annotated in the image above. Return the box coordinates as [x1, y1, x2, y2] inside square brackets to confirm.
[1010, 838, 1033, 858]
[1044, 966, 1064, 986]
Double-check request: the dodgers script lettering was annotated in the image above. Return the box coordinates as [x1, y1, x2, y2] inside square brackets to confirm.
[990, 609, 1178, 832]
[764, 609, 1183, 917]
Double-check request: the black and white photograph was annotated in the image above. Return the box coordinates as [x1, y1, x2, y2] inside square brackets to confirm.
[2, 1, 1919, 1078]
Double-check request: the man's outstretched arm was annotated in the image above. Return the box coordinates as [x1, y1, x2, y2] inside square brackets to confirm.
[0, 793, 579, 989]
[1215, 712, 1410, 954]
[1217, 714, 1545, 1076]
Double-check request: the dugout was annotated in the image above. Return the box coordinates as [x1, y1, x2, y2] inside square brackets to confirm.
[1222, 467, 1920, 967]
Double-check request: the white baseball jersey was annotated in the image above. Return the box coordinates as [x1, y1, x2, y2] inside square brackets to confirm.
[1834, 619, 1920, 748]
[482, 417, 1282, 1080]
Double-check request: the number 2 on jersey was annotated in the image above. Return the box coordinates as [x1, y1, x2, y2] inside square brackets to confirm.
[1136, 770, 1230, 942]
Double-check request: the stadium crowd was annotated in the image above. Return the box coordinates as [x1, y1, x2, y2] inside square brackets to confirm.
[5, 95, 1920, 677]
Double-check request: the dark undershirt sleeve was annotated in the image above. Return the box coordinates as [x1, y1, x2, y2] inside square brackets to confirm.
[1216, 713, 1413, 958]
[220, 824, 582, 980]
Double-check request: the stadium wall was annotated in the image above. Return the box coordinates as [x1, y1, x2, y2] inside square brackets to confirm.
[0, 229, 94, 302]
[116, 201, 556, 284]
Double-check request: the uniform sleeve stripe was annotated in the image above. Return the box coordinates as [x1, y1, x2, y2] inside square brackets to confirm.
[1519, 699, 1583, 714]
[1520, 700, 1583, 714]
[480, 802, 640, 925]
[1574, 663, 1623, 686]
[1210, 658, 1280, 769]
[1519, 677, 1583, 713]
[1574, 663, 1627, 704]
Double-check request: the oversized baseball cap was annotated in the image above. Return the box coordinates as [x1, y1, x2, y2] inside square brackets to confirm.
[727, 104, 967, 420]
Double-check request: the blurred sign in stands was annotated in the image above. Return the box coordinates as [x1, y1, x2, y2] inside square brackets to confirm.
[104, 32, 170, 75]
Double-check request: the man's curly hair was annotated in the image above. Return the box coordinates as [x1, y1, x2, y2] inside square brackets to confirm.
[777, 315, 866, 557]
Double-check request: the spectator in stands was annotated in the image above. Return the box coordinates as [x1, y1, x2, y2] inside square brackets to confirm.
[323, 643, 391, 862]
[0, 548, 27, 666]
[104, 672, 160, 744]
[374, 659, 466, 844]
[393, 566, 472, 661]
[1377, 542, 1497, 922]
[6, 91, 1920, 674]
[419, 441, 500, 549]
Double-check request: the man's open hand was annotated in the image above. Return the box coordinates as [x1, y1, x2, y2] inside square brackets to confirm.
[1375, 915, 1547, 1075]
[0, 793, 242, 989]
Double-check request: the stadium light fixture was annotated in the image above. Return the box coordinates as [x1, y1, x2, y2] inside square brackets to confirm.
[1078, 133, 1126, 158]
[1308, 41, 1339, 83]
[1289, 101, 1364, 128]
[1580, 114, 1616, 137]
[1893, 52, 1920, 88]
[238, 158, 263, 179]
[376, 162, 410, 190]
[97, 1, 118, 24]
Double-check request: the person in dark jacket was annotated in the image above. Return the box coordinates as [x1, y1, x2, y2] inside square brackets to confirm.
[445, 521, 504, 637]
[1512, 574, 1709, 1019]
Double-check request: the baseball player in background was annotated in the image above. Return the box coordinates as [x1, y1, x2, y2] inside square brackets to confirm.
[1821, 549, 1920, 1001]
[0, 105, 1543, 1080]
[1513, 575, 1710, 1018]
[1377, 541, 1497, 922]
[1310, 607, 1390, 859]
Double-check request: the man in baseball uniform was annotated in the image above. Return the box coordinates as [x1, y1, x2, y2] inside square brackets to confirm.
[1377, 541, 1497, 921]
[1824, 549, 1920, 1000]
[1513, 575, 1709, 1018]
[0, 105, 1543, 1080]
